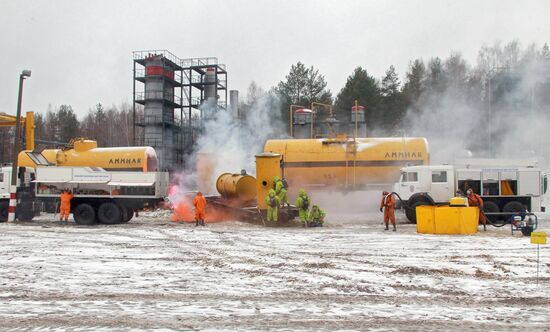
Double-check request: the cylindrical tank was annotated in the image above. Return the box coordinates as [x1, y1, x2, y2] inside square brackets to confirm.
[18, 139, 158, 172]
[255, 153, 281, 209]
[293, 108, 313, 139]
[204, 67, 217, 100]
[216, 172, 257, 202]
[264, 137, 429, 188]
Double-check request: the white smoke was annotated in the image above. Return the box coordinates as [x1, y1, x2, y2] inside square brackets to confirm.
[194, 91, 286, 193]
[404, 43, 550, 169]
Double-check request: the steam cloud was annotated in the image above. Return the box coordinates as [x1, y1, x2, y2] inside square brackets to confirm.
[403, 42, 550, 169]
[195, 92, 286, 193]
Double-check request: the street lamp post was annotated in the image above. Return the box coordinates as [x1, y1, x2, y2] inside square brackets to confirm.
[8, 70, 31, 222]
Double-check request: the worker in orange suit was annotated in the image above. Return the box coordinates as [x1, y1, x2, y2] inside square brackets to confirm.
[59, 189, 73, 224]
[380, 191, 396, 231]
[467, 188, 487, 231]
[193, 192, 207, 226]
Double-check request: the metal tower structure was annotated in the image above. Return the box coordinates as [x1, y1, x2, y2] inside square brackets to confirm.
[133, 51, 229, 170]
[133, 50, 184, 171]
[181, 57, 227, 127]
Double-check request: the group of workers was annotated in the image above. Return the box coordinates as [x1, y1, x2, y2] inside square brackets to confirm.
[265, 176, 325, 227]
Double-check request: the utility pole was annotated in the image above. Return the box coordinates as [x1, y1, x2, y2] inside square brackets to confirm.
[8, 70, 31, 222]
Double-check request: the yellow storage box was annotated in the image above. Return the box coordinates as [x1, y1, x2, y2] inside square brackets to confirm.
[416, 205, 436, 234]
[416, 205, 479, 235]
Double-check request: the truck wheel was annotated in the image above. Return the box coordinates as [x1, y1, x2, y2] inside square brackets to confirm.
[405, 194, 433, 224]
[16, 202, 35, 221]
[503, 201, 526, 222]
[74, 204, 96, 225]
[483, 201, 500, 223]
[0, 201, 8, 222]
[98, 202, 122, 224]
[406, 201, 430, 224]
[122, 208, 133, 223]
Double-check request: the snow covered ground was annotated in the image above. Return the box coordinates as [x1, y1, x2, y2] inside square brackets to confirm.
[0, 211, 548, 331]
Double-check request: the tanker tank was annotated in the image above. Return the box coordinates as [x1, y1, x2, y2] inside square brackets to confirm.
[216, 172, 257, 202]
[264, 137, 429, 188]
[18, 139, 158, 172]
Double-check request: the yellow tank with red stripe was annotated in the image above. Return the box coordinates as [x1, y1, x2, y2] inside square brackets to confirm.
[263, 137, 428, 188]
[18, 139, 158, 172]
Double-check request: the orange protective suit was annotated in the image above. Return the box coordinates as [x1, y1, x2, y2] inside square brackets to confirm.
[467, 192, 486, 225]
[60, 192, 73, 220]
[380, 193, 396, 225]
[193, 192, 207, 221]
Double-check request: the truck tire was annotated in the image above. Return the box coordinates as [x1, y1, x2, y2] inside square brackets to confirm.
[483, 201, 500, 223]
[405, 194, 433, 223]
[16, 203, 35, 221]
[98, 202, 122, 224]
[406, 201, 430, 224]
[121, 207, 133, 223]
[503, 201, 526, 222]
[0, 201, 8, 222]
[74, 204, 96, 225]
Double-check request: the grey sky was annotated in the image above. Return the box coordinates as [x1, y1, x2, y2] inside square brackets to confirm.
[1, 0, 549, 117]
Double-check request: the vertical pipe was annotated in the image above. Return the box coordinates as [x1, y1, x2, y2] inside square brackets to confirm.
[488, 76, 492, 157]
[132, 60, 136, 146]
[353, 100, 358, 188]
[289, 107, 293, 137]
[8, 75, 25, 222]
[310, 110, 314, 139]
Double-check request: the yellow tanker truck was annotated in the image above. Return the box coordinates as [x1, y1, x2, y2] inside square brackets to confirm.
[18, 138, 158, 172]
[264, 136, 429, 189]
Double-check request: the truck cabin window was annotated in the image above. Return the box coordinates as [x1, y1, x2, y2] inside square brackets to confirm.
[403, 172, 418, 182]
[431, 171, 447, 183]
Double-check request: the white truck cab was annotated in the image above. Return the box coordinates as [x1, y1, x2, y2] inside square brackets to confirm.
[395, 161, 547, 222]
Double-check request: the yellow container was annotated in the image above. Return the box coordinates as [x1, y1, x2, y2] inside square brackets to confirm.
[18, 139, 158, 172]
[255, 153, 281, 210]
[416, 205, 436, 234]
[216, 172, 257, 202]
[416, 206, 479, 235]
[434, 207, 478, 235]
[264, 137, 428, 188]
[449, 196, 468, 206]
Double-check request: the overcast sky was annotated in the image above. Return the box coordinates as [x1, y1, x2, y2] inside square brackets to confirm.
[1, 0, 549, 117]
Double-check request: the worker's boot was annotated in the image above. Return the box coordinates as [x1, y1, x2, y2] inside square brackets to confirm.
[393, 224, 397, 232]
[195, 219, 199, 227]
[201, 220, 205, 226]
[483, 224, 487, 231]
[384, 223, 389, 231]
